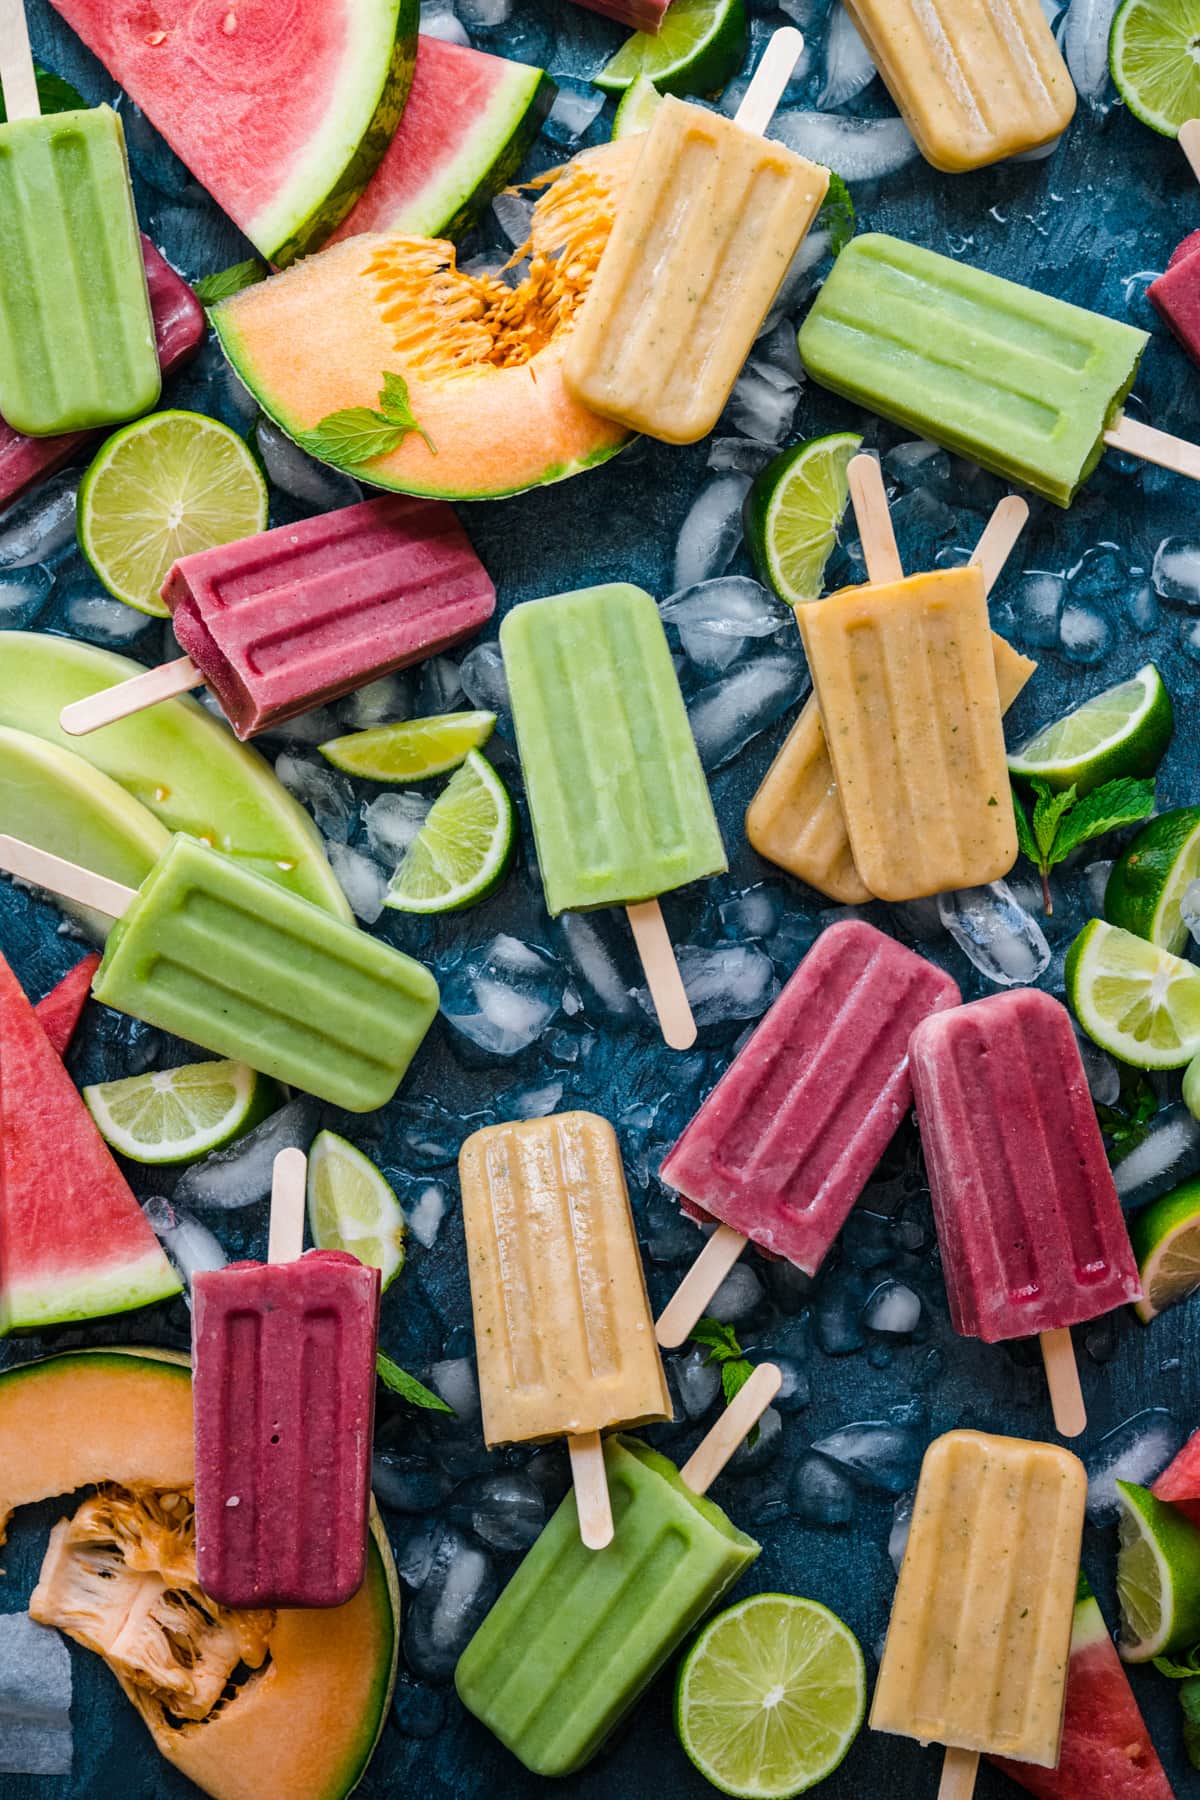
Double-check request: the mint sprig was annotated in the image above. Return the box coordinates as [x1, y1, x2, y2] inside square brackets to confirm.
[193, 258, 267, 305]
[689, 1318, 758, 1437]
[1097, 1073, 1159, 1164]
[1152, 1647, 1200, 1771]
[298, 371, 436, 467]
[376, 1351, 454, 1415]
[817, 171, 856, 256]
[1011, 775, 1155, 914]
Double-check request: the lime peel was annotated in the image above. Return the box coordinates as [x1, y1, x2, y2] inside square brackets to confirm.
[84, 1060, 278, 1165]
[744, 433, 861, 608]
[307, 1129, 406, 1291]
[385, 750, 513, 913]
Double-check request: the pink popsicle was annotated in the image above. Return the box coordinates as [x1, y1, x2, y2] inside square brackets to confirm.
[0, 238, 204, 510]
[909, 988, 1141, 1343]
[162, 495, 496, 738]
[1150, 231, 1200, 368]
[661, 920, 960, 1273]
[192, 1248, 381, 1609]
[570, 0, 670, 29]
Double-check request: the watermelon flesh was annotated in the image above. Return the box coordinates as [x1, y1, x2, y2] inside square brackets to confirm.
[46, 0, 419, 264]
[1154, 1430, 1200, 1529]
[989, 1586, 1174, 1799]
[34, 956, 101, 1059]
[328, 36, 554, 245]
[0, 954, 180, 1333]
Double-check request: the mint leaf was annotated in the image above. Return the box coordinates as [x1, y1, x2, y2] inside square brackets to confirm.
[818, 171, 856, 257]
[1098, 1073, 1159, 1162]
[1181, 1675, 1200, 1770]
[690, 1318, 743, 1363]
[297, 408, 408, 466]
[721, 1359, 754, 1405]
[1031, 778, 1077, 864]
[194, 258, 267, 305]
[376, 1351, 454, 1414]
[378, 371, 437, 454]
[0, 66, 85, 124]
[1052, 777, 1156, 861]
[1012, 783, 1039, 865]
[1154, 1647, 1200, 1680]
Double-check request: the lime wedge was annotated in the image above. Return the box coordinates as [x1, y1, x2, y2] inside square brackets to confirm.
[595, 0, 748, 96]
[675, 1594, 866, 1798]
[306, 1129, 405, 1290]
[1066, 919, 1200, 1069]
[319, 711, 496, 781]
[613, 72, 665, 137]
[1186, 1052, 1200, 1119]
[1007, 663, 1173, 795]
[744, 433, 862, 607]
[1105, 807, 1200, 954]
[385, 750, 513, 913]
[1131, 1176, 1200, 1322]
[83, 1060, 279, 1165]
[78, 411, 268, 617]
[1110, 0, 1200, 137]
[1115, 1480, 1200, 1660]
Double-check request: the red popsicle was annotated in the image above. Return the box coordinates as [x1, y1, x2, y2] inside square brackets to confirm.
[1149, 230, 1200, 368]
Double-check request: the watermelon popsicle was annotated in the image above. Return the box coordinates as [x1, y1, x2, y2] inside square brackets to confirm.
[1149, 125, 1200, 366]
[0, 833, 439, 1112]
[655, 920, 959, 1349]
[501, 584, 726, 1049]
[192, 1148, 380, 1608]
[60, 496, 496, 740]
[456, 1363, 778, 1776]
[910, 989, 1142, 1438]
[569, 0, 670, 27]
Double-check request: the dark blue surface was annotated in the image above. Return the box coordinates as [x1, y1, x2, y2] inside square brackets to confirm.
[1, 0, 1199, 1795]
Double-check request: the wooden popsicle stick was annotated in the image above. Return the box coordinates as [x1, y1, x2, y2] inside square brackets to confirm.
[938, 1747, 981, 1800]
[656, 1224, 748, 1349]
[679, 1363, 782, 1495]
[568, 1431, 614, 1549]
[0, 0, 42, 124]
[60, 656, 200, 737]
[733, 26, 804, 135]
[969, 495, 1029, 592]
[0, 833, 136, 918]
[847, 453, 904, 585]
[1179, 118, 1200, 184]
[1040, 1327, 1086, 1438]
[627, 898, 697, 1049]
[1105, 413, 1200, 483]
[267, 1148, 307, 1265]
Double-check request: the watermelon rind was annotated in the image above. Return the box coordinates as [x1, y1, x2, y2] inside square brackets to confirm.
[3, 1249, 183, 1337]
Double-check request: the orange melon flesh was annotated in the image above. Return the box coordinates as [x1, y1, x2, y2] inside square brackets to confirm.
[213, 137, 641, 500]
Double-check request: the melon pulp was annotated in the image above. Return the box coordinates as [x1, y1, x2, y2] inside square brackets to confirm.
[47, 0, 419, 264]
[329, 35, 555, 244]
[213, 136, 641, 500]
[1153, 1429, 1200, 1529]
[0, 1350, 399, 1800]
[33, 954, 101, 1057]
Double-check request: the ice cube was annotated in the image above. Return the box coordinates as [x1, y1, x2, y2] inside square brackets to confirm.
[808, 1421, 922, 1493]
[440, 935, 566, 1057]
[0, 562, 52, 626]
[659, 577, 784, 673]
[458, 641, 511, 719]
[1084, 1409, 1184, 1524]
[446, 1472, 546, 1552]
[427, 1357, 481, 1420]
[938, 881, 1052, 987]
[362, 792, 432, 866]
[888, 1489, 915, 1571]
[820, 4, 877, 107]
[274, 753, 356, 841]
[173, 1098, 317, 1209]
[0, 472, 80, 567]
[707, 1263, 765, 1324]
[1064, 0, 1120, 104]
[1182, 879, 1200, 944]
[668, 1347, 722, 1420]
[673, 473, 752, 591]
[862, 1280, 922, 1335]
[405, 1181, 447, 1249]
[543, 77, 605, 146]
[402, 1526, 498, 1682]
[1071, 1020, 1121, 1107]
[642, 943, 779, 1029]
[324, 841, 388, 923]
[255, 418, 361, 510]
[559, 911, 640, 1022]
[789, 1451, 857, 1524]
[62, 591, 155, 646]
[491, 190, 534, 247]
[686, 654, 807, 769]
[142, 1197, 228, 1290]
[372, 1449, 447, 1514]
[338, 673, 413, 728]
[1009, 571, 1064, 647]
[770, 111, 918, 181]
[1058, 600, 1112, 664]
[1113, 1105, 1200, 1208]
[722, 359, 801, 447]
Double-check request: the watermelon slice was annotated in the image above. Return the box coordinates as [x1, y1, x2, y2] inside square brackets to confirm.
[1154, 1430, 1200, 1529]
[989, 1577, 1174, 1799]
[34, 956, 102, 1059]
[0, 955, 180, 1333]
[327, 36, 554, 246]
[46, 0, 419, 264]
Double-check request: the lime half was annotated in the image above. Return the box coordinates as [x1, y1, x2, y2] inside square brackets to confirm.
[595, 0, 748, 96]
[1105, 807, 1200, 954]
[613, 73, 665, 137]
[320, 711, 496, 781]
[1115, 1480, 1200, 1660]
[1131, 1177, 1200, 1322]
[1007, 663, 1173, 795]
[307, 1129, 406, 1290]
[385, 750, 513, 913]
[675, 1594, 866, 1798]
[1067, 919, 1200, 1069]
[78, 411, 268, 617]
[1110, 0, 1200, 137]
[744, 433, 862, 607]
[83, 1060, 278, 1165]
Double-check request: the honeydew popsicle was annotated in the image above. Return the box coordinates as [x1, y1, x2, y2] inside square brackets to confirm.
[798, 233, 1200, 507]
[60, 496, 496, 740]
[872, 1429, 1087, 1795]
[0, 0, 160, 435]
[564, 29, 829, 444]
[843, 0, 1075, 172]
[501, 583, 726, 1049]
[796, 455, 1017, 902]
[460, 1111, 671, 1549]
[456, 1363, 779, 1776]
[0, 833, 439, 1112]
[747, 495, 1035, 903]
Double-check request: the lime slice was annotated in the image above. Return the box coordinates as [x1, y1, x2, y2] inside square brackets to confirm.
[1110, 0, 1200, 137]
[595, 0, 749, 96]
[1186, 1052, 1200, 1119]
[319, 711, 496, 781]
[1007, 663, 1173, 795]
[1115, 1480, 1200, 1660]
[1105, 807, 1200, 954]
[1131, 1176, 1200, 1322]
[675, 1594, 866, 1798]
[307, 1129, 406, 1290]
[744, 433, 862, 607]
[1066, 919, 1200, 1069]
[78, 411, 268, 617]
[83, 1060, 278, 1164]
[385, 750, 513, 913]
[613, 72, 665, 137]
